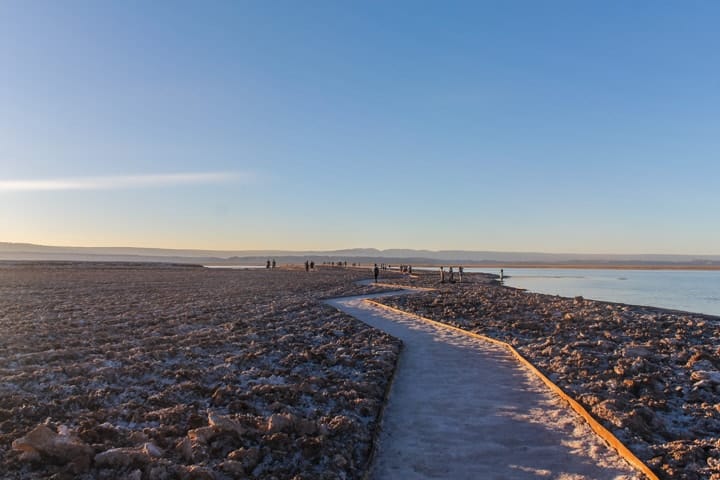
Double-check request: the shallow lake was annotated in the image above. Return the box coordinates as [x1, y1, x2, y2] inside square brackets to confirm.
[464, 268, 720, 317]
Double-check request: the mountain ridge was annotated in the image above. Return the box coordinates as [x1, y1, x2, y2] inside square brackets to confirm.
[1, 242, 720, 265]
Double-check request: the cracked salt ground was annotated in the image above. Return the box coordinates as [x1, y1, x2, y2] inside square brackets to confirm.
[327, 289, 642, 480]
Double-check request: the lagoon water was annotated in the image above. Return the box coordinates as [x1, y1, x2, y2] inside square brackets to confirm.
[465, 268, 720, 317]
[205, 265, 266, 269]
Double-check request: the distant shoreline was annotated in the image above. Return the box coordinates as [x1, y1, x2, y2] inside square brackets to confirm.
[412, 263, 720, 271]
[3, 242, 720, 269]
[3, 260, 720, 271]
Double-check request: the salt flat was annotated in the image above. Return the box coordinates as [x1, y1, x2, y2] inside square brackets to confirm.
[328, 290, 640, 480]
[0, 264, 400, 479]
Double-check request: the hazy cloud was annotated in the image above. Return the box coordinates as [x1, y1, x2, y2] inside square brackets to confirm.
[0, 172, 250, 192]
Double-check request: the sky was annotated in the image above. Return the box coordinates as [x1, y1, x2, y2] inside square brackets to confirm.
[1, 1, 719, 254]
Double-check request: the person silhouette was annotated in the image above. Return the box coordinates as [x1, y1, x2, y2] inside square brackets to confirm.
[373, 264, 380, 283]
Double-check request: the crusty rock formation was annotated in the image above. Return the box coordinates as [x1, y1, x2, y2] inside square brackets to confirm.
[11, 424, 94, 473]
[0, 263, 400, 479]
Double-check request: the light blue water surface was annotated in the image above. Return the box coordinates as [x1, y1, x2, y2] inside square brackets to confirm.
[463, 268, 720, 317]
[204, 265, 266, 269]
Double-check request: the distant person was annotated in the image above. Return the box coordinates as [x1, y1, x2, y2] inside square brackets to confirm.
[310, 261, 315, 270]
[440, 266, 445, 283]
[266, 259, 271, 269]
[272, 259, 276, 269]
[305, 260, 310, 272]
[373, 263, 380, 283]
[408, 265, 412, 274]
[459, 266, 463, 283]
[500, 268, 504, 282]
[449, 266, 454, 283]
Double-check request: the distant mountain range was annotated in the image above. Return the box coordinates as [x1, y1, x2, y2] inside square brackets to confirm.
[1, 242, 720, 266]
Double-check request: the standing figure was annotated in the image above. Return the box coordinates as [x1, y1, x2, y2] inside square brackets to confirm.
[373, 264, 380, 283]
[266, 259, 271, 269]
[449, 266, 454, 283]
[500, 268, 504, 282]
[305, 260, 310, 272]
[440, 266, 445, 283]
[459, 266, 463, 283]
[272, 259, 276, 269]
[310, 261, 315, 270]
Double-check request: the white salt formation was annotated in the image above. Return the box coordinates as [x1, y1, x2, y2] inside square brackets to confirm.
[0, 264, 399, 479]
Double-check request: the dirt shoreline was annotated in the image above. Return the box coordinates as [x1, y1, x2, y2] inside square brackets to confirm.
[0, 264, 401, 479]
[374, 271, 720, 480]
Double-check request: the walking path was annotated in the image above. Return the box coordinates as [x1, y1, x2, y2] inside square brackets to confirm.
[327, 287, 642, 480]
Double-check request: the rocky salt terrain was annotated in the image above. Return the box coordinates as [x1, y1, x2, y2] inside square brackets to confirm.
[376, 270, 720, 480]
[0, 263, 400, 480]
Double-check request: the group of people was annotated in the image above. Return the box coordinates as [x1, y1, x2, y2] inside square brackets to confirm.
[267, 260, 505, 286]
[439, 265, 464, 283]
[320, 261, 353, 267]
[371, 263, 415, 282]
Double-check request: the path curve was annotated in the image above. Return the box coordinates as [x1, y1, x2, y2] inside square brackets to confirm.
[327, 286, 641, 480]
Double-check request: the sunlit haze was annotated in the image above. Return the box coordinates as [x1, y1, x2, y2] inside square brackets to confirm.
[2, 2, 719, 254]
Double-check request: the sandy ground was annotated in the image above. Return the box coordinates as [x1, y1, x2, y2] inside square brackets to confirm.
[328, 289, 640, 480]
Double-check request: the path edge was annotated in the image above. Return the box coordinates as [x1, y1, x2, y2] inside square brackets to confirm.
[363, 298, 659, 480]
[359, 339, 404, 480]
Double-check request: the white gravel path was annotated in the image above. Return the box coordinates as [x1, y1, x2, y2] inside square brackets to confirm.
[327, 289, 642, 480]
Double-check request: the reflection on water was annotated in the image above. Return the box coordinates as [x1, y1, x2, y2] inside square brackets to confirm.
[466, 268, 720, 317]
[204, 265, 266, 269]
[513, 274, 585, 279]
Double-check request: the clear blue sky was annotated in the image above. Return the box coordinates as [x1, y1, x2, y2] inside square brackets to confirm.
[1, 1, 719, 253]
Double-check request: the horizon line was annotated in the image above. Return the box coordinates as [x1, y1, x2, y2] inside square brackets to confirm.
[0, 241, 719, 258]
